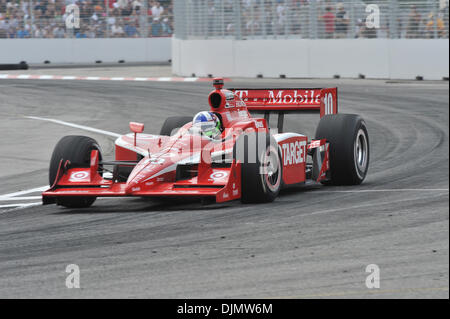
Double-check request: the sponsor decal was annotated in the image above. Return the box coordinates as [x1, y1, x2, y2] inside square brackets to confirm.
[132, 187, 141, 192]
[268, 90, 320, 104]
[232, 189, 239, 196]
[308, 140, 322, 149]
[255, 121, 264, 128]
[144, 157, 165, 165]
[145, 182, 154, 186]
[69, 171, 89, 181]
[65, 264, 80, 289]
[223, 193, 229, 199]
[238, 111, 249, 118]
[236, 100, 246, 107]
[234, 90, 249, 101]
[366, 264, 381, 289]
[234, 90, 321, 105]
[282, 141, 307, 166]
[210, 171, 228, 180]
[225, 91, 235, 100]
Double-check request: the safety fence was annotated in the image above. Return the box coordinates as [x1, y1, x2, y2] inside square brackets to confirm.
[173, 0, 449, 39]
[0, 0, 173, 39]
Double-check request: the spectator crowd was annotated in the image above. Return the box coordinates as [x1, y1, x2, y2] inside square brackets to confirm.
[1, 0, 448, 39]
[0, 0, 174, 38]
[203, 0, 448, 39]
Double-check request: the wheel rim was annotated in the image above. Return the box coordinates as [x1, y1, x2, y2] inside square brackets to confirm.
[261, 146, 281, 193]
[354, 129, 368, 178]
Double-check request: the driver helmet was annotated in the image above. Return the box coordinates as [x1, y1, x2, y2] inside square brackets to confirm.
[192, 111, 222, 139]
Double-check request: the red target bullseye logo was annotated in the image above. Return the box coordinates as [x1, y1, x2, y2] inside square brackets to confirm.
[210, 172, 228, 180]
[70, 172, 89, 180]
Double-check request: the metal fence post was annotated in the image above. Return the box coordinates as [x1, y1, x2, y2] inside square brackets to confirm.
[142, 0, 148, 38]
[433, 0, 439, 38]
[233, 0, 242, 40]
[388, 0, 398, 39]
[174, 0, 187, 39]
[349, 0, 356, 38]
[309, 0, 318, 39]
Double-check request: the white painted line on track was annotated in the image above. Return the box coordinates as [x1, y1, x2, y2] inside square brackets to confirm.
[0, 186, 48, 199]
[0, 186, 47, 211]
[26, 116, 121, 138]
[0, 203, 41, 209]
[0, 196, 42, 201]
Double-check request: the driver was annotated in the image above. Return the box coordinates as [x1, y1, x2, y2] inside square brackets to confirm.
[192, 111, 222, 139]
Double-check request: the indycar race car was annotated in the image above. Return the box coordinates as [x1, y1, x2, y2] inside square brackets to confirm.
[42, 78, 369, 208]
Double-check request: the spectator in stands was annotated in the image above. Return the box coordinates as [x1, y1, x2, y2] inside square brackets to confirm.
[425, 12, 445, 38]
[406, 5, 421, 38]
[53, 23, 66, 38]
[161, 16, 172, 35]
[151, 16, 162, 36]
[124, 20, 139, 37]
[335, 3, 349, 38]
[17, 25, 31, 38]
[275, 0, 287, 35]
[320, 6, 335, 39]
[151, 1, 164, 19]
[111, 19, 125, 37]
[76, 26, 88, 38]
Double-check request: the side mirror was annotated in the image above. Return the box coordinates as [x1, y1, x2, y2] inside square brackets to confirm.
[129, 122, 144, 146]
[129, 122, 144, 134]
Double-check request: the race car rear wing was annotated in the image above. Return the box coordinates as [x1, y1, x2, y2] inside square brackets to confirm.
[229, 88, 338, 132]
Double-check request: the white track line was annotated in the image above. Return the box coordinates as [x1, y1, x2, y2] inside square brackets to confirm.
[26, 116, 121, 138]
[0, 186, 47, 210]
[0, 203, 41, 209]
[0, 196, 42, 201]
[0, 186, 48, 199]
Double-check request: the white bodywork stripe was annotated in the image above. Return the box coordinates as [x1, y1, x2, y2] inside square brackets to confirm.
[274, 133, 306, 143]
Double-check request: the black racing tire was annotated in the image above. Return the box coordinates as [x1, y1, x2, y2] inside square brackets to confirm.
[159, 116, 192, 136]
[315, 114, 370, 185]
[49, 136, 102, 208]
[113, 165, 134, 182]
[234, 132, 282, 203]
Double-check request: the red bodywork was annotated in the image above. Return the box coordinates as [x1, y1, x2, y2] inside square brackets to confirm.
[42, 79, 338, 204]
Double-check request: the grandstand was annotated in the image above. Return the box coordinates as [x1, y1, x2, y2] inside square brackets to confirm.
[0, 1, 448, 39]
[174, 0, 449, 40]
[0, 0, 173, 38]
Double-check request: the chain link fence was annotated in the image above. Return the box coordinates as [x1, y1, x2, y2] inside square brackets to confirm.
[0, 1, 174, 38]
[174, 0, 449, 39]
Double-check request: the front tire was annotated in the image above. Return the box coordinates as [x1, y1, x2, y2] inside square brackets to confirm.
[234, 132, 282, 203]
[49, 136, 101, 208]
[315, 114, 370, 185]
[160, 116, 192, 136]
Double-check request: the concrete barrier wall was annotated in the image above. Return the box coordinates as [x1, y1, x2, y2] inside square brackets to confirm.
[0, 38, 172, 64]
[172, 38, 449, 80]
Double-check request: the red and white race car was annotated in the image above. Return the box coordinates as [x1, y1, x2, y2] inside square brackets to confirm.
[43, 78, 369, 208]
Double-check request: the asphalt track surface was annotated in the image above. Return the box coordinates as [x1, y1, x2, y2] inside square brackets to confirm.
[0, 76, 448, 298]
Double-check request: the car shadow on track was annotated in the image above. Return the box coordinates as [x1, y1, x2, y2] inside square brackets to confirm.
[50, 197, 242, 215]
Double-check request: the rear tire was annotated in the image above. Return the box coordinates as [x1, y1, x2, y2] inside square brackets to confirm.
[160, 116, 192, 136]
[49, 136, 101, 208]
[234, 132, 282, 203]
[315, 114, 369, 185]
